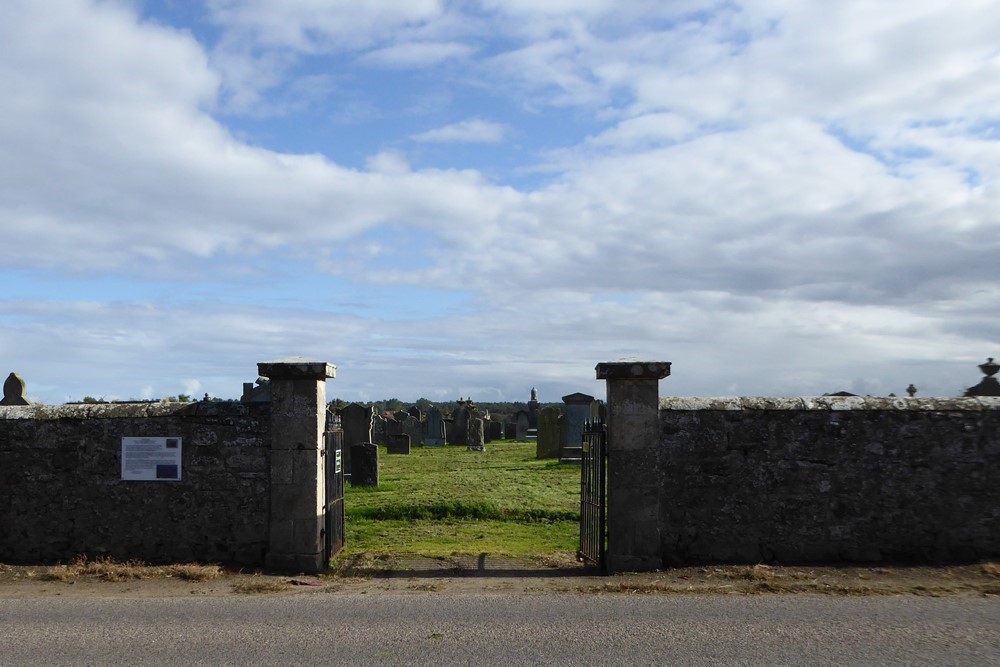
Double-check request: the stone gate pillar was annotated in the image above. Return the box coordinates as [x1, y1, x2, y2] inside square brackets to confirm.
[259, 358, 336, 574]
[596, 360, 671, 572]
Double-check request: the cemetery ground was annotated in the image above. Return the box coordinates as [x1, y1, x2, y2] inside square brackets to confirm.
[0, 440, 998, 598]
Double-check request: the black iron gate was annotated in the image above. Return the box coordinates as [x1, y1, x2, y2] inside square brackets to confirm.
[324, 413, 345, 563]
[578, 419, 607, 570]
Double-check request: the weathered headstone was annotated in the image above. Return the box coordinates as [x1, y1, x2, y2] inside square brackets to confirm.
[1, 372, 30, 406]
[536, 406, 562, 458]
[488, 421, 504, 441]
[351, 443, 378, 486]
[504, 422, 516, 439]
[515, 411, 530, 441]
[387, 434, 411, 455]
[425, 407, 446, 447]
[467, 417, 485, 452]
[407, 406, 422, 421]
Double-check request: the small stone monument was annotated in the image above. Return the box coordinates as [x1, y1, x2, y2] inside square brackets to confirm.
[1, 372, 30, 406]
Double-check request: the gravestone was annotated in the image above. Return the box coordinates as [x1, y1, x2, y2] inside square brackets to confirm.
[527, 387, 540, 428]
[483, 419, 493, 444]
[449, 405, 470, 446]
[504, 423, 516, 439]
[1, 372, 30, 406]
[339, 403, 374, 474]
[394, 410, 409, 423]
[535, 406, 562, 459]
[387, 434, 411, 455]
[407, 406, 422, 421]
[468, 417, 485, 452]
[372, 415, 387, 445]
[515, 411, 530, 441]
[351, 443, 378, 487]
[384, 416, 402, 440]
[401, 415, 422, 447]
[425, 407, 446, 447]
[488, 421, 504, 441]
[561, 392, 595, 448]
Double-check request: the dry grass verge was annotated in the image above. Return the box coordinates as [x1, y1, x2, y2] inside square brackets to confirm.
[43, 556, 222, 583]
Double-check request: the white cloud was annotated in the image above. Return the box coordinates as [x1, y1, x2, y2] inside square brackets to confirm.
[359, 41, 474, 68]
[410, 119, 507, 143]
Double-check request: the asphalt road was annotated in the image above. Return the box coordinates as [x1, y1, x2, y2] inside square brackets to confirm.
[1, 593, 997, 666]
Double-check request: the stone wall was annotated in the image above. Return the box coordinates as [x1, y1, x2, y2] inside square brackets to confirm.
[596, 361, 1000, 572]
[0, 401, 270, 566]
[655, 397, 1000, 566]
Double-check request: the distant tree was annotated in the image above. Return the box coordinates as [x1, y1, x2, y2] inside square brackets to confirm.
[82, 396, 101, 404]
[328, 398, 348, 410]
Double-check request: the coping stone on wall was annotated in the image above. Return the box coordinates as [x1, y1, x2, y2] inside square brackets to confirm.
[658, 396, 1000, 411]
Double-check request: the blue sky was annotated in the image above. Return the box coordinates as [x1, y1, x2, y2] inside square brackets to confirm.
[1, 0, 998, 405]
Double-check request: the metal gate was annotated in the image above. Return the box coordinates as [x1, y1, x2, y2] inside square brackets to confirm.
[578, 419, 607, 570]
[324, 413, 345, 563]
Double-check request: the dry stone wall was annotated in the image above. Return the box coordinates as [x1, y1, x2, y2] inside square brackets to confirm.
[0, 401, 270, 566]
[653, 397, 1000, 565]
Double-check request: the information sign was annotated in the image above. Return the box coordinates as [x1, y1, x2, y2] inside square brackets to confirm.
[121, 437, 182, 481]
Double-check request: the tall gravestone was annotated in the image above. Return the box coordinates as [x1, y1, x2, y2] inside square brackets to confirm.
[372, 415, 387, 445]
[527, 387, 540, 428]
[339, 403, 373, 476]
[561, 392, 595, 448]
[425, 407, 446, 447]
[449, 405, 470, 446]
[468, 417, 485, 452]
[535, 406, 562, 459]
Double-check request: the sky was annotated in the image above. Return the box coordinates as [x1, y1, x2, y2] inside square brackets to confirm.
[1, 0, 998, 405]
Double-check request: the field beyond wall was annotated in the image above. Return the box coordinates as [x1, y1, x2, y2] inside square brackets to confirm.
[341, 441, 581, 559]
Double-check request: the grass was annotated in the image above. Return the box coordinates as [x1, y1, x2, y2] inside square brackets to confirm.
[44, 555, 223, 582]
[341, 441, 581, 559]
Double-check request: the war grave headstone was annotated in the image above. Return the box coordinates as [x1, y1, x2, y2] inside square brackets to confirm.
[425, 407, 446, 447]
[387, 434, 411, 455]
[535, 406, 563, 459]
[351, 443, 379, 487]
[468, 417, 485, 452]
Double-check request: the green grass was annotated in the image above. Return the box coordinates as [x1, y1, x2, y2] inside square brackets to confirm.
[342, 441, 581, 558]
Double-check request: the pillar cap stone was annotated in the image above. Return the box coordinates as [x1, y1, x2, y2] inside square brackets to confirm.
[595, 360, 671, 380]
[258, 358, 336, 380]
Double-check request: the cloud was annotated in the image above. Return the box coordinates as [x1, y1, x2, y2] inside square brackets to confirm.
[410, 119, 507, 143]
[359, 41, 475, 68]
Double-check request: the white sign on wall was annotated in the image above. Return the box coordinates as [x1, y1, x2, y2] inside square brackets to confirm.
[121, 437, 182, 481]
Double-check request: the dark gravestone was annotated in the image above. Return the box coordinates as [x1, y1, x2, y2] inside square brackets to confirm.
[515, 411, 529, 441]
[339, 403, 374, 474]
[350, 443, 379, 487]
[425, 407, 446, 447]
[372, 415, 387, 445]
[387, 434, 411, 455]
[449, 406, 470, 446]
[965, 357, 1000, 397]
[488, 421, 504, 441]
[535, 406, 562, 459]
[407, 406, 422, 421]
[505, 422, 516, 439]
[401, 416, 422, 447]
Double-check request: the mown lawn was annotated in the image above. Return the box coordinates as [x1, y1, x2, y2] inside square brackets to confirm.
[341, 440, 581, 558]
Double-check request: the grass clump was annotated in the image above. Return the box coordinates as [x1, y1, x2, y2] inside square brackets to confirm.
[231, 577, 288, 594]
